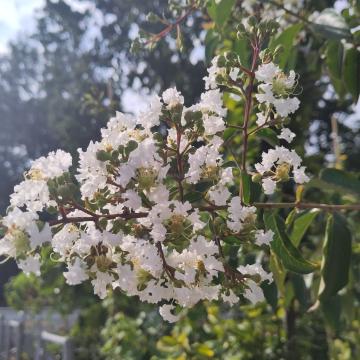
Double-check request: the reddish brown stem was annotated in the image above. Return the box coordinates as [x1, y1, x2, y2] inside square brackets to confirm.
[145, 5, 196, 47]
[240, 38, 260, 202]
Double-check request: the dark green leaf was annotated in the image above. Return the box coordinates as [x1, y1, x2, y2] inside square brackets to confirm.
[321, 295, 342, 331]
[183, 191, 203, 203]
[207, 0, 235, 28]
[241, 171, 251, 205]
[289, 210, 320, 247]
[326, 41, 344, 79]
[257, 128, 279, 147]
[325, 41, 346, 98]
[264, 213, 318, 274]
[269, 23, 303, 68]
[343, 47, 360, 102]
[319, 213, 351, 300]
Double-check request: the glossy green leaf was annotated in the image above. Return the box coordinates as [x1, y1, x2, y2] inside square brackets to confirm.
[318, 213, 351, 300]
[344, 47, 360, 102]
[241, 171, 251, 205]
[264, 213, 318, 274]
[207, 0, 235, 28]
[319, 168, 360, 199]
[289, 210, 320, 247]
[269, 23, 303, 68]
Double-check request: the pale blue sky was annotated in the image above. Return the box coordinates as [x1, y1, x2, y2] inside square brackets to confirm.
[0, 0, 44, 53]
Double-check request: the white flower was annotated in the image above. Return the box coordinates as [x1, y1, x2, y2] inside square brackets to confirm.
[254, 229, 274, 246]
[139, 94, 162, 129]
[278, 128, 296, 143]
[91, 268, 114, 299]
[162, 87, 184, 108]
[76, 141, 108, 199]
[203, 114, 225, 135]
[10, 180, 54, 212]
[229, 67, 239, 81]
[159, 304, 181, 323]
[243, 279, 265, 304]
[262, 178, 277, 195]
[203, 56, 225, 90]
[238, 263, 273, 283]
[256, 112, 267, 126]
[18, 254, 41, 276]
[255, 62, 280, 83]
[64, 258, 89, 285]
[30, 150, 72, 179]
[227, 197, 256, 233]
[208, 185, 231, 206]
[222, 289, 239, 305]
[197, 89, 227, 117]
[255, 83, 275, 104]
[273, 97, 300, 117]
[293, 166, 310, 183]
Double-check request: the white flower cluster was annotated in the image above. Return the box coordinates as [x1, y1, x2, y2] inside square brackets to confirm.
[0, 56, 311, 323]
[252, 62, 309, 194]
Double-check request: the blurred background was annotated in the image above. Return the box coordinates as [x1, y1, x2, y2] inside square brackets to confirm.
[0, 0, 359, 359]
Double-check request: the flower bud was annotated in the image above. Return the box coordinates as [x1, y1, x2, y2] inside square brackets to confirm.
[252, 173, 262, 183]
[137, 167, 157, 191]
[12, 229, 30, 256]
[96, 255, 113, 272]
[275, 163, 291, 182]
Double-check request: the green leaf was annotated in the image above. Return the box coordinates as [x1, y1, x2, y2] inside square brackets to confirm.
[289, 210, 320, 247]
[241, 171, 251, 205]
[343, 47, 360, 102]
[183, 191, 203, 203]
[269, 252, 286, 296]
[326, 41, 344, 79]
[319, 168, 360, 199]
[195, 180, 213, 193]
[257, 128, 279, 147]
[325, 41, 346, 98]
[264, 213, 318, 274]
[269, 23, 303, 69]
[318, 213, 351, 300]
[207, 0, 235, 28]
[311, 8, 351, 40]
[204, 29, 220, 64]
[321, 295, 342, 331]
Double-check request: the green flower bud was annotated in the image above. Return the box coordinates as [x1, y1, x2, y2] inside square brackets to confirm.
[96, 150, 112, 162]
[137, 167, 158, 191]
[252, 173, 262, 183]
[13, 229, 30, 256]
[217, 55, 226, 67]
[96, 255, 113, 272]
[275, 163, 291, 182]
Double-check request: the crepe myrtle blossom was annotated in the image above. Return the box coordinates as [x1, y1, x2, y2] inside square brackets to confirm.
[0, 55, 312, 323]
[278, 127, 296, 143]
[254, 146, 310, 195]
[255, 62, 300, 118]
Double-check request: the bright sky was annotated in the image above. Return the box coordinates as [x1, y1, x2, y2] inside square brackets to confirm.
[0, 0, 44, 53]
